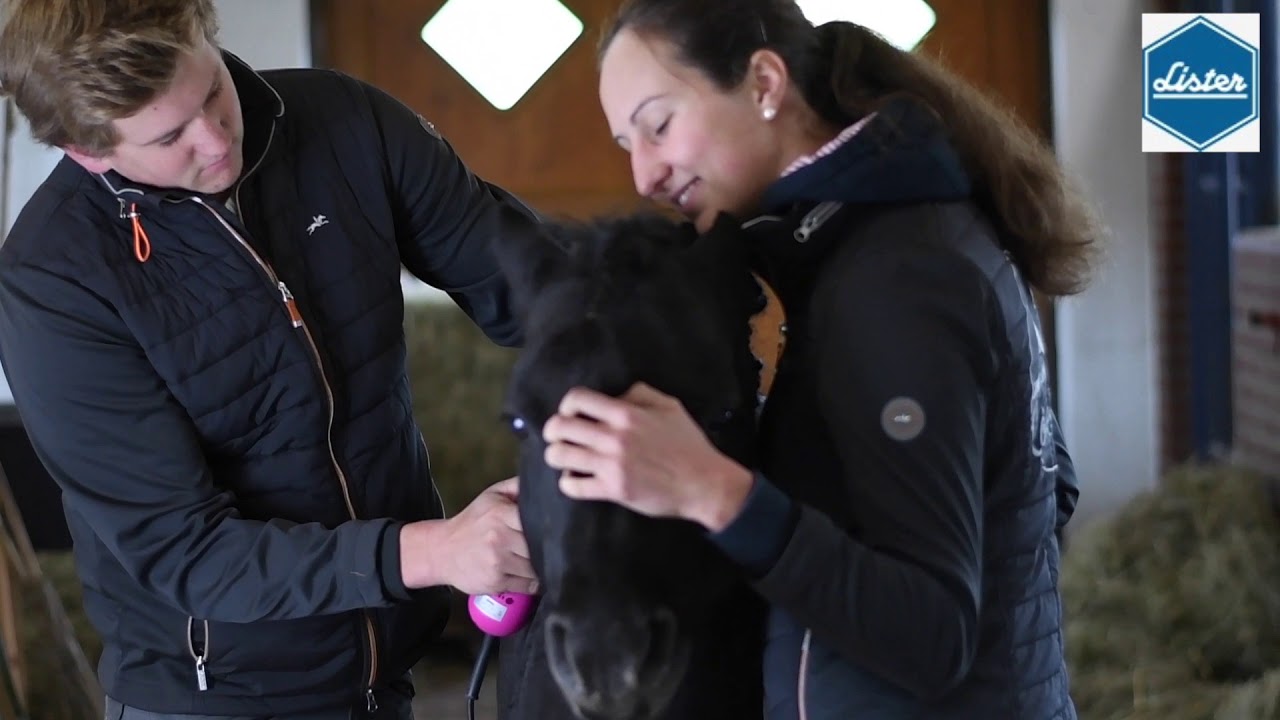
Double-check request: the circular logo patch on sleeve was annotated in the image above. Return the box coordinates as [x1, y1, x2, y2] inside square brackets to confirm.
[881, 397, 926, 442]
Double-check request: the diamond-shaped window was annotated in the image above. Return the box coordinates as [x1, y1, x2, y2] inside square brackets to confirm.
[798, 0, 937, 51]
[421, 0, 583, 111]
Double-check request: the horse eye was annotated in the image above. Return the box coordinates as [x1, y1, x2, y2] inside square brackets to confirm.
[499, 412, 529, 437]
[509, 415, 528, 437]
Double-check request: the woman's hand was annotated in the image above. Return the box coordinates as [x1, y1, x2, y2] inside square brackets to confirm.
[542, 382, 754, 531]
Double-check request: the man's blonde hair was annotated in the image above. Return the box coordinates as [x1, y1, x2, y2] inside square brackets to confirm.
[0, 0, 219, 155]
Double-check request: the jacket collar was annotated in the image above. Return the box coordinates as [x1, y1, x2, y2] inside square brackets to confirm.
[94, 49, 285, 208]
[739, 98, 975, 299]
[754, 96, 972, 215]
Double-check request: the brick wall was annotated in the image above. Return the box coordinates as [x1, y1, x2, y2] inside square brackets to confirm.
[1151, 154, 1194, 469]
[1231, 229, 1280, 476]
[1146, 0, 1193, 471]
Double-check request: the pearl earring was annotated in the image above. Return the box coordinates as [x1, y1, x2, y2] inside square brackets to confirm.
[762, 106, 777, 121]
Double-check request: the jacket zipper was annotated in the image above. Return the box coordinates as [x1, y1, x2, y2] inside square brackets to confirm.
[741, 199, 839, 720]
[190, 196, 381, 710]
[741, 201, 844, 242]
[792, 201, 843, 243]
[187, 617, 210, 691]
[798, 629, 812, 720]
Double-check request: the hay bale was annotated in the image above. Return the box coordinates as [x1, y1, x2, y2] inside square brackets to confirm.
[1062, 463, 1280, 720]
[1217, 668, 1280, 720]
[402, 298, 520, 514]
[403, 298, 522, 649]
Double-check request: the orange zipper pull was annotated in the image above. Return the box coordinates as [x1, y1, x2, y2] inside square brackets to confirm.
[278, 281, 303, 328]
[127, 202, 151, 262]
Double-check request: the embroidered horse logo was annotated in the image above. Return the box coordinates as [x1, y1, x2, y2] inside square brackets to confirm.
[306, 215, 329, 236]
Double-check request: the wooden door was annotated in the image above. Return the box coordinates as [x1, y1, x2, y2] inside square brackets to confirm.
[312, 0, 641, 219]
[310, 0, 1051, 220]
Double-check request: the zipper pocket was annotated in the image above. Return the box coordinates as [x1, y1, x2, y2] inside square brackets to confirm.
[420, 433, 448, 520]
[187, 617, 211, 691]
[797, 629, 812, 720]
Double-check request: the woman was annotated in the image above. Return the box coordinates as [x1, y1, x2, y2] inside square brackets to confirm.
[542, 0, 1099, 718]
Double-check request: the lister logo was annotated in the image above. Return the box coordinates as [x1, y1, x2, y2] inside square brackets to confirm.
[1151, 61, 1249, 98]
[1142, 14, 1260, 152]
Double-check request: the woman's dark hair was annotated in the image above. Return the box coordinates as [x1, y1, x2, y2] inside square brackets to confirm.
[599, 0, 1103, 297]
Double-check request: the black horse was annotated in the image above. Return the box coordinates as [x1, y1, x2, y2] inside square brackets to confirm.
[489, 210, 770, 720]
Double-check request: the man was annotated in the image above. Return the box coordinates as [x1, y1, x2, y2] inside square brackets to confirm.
[0, 1, 538, 717]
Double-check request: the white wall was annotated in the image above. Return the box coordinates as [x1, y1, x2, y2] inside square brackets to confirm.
[212, 0, 311, 70]
[0, 0, 311, 403]
[0, 103, 8, 404]
[1050, 0, 1161, 533]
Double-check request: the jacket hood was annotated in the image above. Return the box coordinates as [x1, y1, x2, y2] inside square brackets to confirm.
[740, 98, 976, 302]
[758, 97, 973, 214]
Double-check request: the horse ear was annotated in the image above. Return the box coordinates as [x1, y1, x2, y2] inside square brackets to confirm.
[682, 211, 748, 273]
[681, 211, 765, 325]
[489, 205, 573, 308]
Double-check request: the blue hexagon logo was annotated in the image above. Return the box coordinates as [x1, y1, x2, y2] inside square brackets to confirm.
[1143, 15, 1259, 151]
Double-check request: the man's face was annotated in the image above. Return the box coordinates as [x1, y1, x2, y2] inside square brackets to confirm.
[68, 39, 244, 195]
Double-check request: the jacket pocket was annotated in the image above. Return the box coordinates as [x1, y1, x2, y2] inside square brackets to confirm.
[800, 630, 920, 720]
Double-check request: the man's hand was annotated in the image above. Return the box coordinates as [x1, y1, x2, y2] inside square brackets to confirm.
[399, 477, 538, 595]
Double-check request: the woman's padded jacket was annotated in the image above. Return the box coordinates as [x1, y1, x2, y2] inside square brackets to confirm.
[0, 52, 536, 715]
[707, 99, 1081, 719]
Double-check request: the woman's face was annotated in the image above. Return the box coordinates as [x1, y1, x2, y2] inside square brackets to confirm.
[598, 29, 786, 231]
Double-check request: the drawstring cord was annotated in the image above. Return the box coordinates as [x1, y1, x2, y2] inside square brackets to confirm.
[120, 201, 151, 262]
